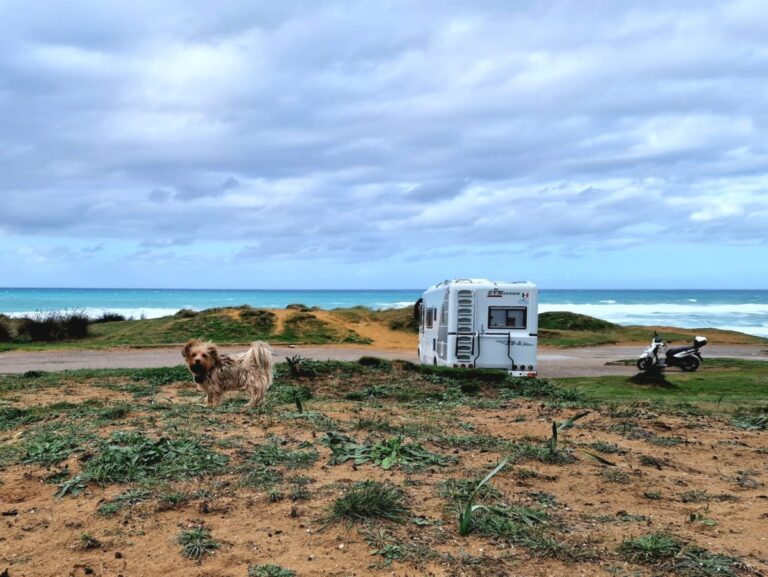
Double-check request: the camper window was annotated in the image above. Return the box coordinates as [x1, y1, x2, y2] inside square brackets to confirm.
[426, 308, 435, 329]
[488, 307, 527, 329]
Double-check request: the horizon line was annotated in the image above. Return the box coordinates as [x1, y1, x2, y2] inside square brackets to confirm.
[2, 286, 767, 291]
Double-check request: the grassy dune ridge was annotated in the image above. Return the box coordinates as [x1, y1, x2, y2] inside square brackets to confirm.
[0, 306, 765, 351]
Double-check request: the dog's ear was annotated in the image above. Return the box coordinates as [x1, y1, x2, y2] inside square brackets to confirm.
[207, 344, 222, 367]
[182, 339, 198, 359]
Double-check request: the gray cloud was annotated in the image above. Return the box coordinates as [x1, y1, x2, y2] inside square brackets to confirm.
[1, 0, 767, 273]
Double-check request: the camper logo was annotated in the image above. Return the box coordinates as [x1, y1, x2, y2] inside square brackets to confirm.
[519, 292, 529, 304]
[487, 289, 504, 298]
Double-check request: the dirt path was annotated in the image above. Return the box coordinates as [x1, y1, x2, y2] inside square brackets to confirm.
[1, 344, 765, 376]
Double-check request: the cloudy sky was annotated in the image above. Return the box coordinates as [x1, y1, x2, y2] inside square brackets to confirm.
[1, 0, 767, 289]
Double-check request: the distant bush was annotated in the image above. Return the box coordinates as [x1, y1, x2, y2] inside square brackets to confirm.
[538, 311, 617, 332]
[174, 309, 198, 318]
[385, 305, 419, 332]
[64, 312, 90, 338]
[17, 311, 90, 342]
[0, 316, 12, 342]
[92, 311, 127, 323]
[286, 303, 311, 312]
[240, 308, 276, 332]
[357, 356, 393, 371]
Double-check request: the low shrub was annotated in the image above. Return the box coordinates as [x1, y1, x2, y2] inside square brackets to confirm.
[357, 356, 393, 371]
[174, 308, 198, 318]
[17, 311, 90, 341]
[0, 316, 12, 342]
[92, 311, 127, 323]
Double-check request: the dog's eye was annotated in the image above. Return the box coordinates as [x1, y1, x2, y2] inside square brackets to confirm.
[202, 353, 208, 358]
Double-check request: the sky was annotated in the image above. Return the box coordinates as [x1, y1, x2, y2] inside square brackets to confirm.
[0, 0, 767, 289]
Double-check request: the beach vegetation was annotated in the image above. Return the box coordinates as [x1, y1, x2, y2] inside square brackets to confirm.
[323, 480, 409, 526]
[248, 564, 296, 577]
[92, 311, 126, 323]
[0, 315, 12, 342]
[249, 437, 319, 469]
[1, 304, 764, 352]
[0, 348, 764, 575]
[10, 311, 91, 342]
[54, 431, 227, 496]
[177, 527, 219, 560]
[618, 532, 749, 576]
[456, 458, 508, 536]
[323, 432, 449, 470]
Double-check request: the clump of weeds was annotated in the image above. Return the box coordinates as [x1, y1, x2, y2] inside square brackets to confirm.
[618, 532, 752, 576]
[56, 431, 227, 497]
[323, 432, 449, 470]
[602, 469, 632, 484]
[248, 564, 296, 577]
[97, 488, 152, 517]
[248, 437, 318, 469]
[322, 480, 408, 527]
[78, 533, 102, 550]
[177, 527, 220, 560]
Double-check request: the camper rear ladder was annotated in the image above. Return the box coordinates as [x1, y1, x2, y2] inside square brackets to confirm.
[455, 289, 474, 362]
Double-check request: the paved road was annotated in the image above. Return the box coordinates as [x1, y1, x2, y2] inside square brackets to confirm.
[1, 344, 765, 377]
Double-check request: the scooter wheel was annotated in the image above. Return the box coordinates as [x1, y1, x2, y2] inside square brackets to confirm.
[679, 357, 700, 372]
[637, 358, 653, 371]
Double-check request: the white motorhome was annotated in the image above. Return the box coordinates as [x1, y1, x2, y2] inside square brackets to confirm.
[416, 279, 538, 377]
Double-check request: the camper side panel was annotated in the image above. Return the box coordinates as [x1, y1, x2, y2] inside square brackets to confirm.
[418, 287, 445, 365]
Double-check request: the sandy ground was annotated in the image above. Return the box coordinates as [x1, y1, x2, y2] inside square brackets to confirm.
[1, 344, 766, 376]
[1, 364, 767, 577]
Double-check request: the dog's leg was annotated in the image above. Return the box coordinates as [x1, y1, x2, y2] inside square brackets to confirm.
[245, 386, 265, 408]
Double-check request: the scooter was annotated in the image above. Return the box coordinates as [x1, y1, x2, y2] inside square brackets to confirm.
[636, 332, 707, 372]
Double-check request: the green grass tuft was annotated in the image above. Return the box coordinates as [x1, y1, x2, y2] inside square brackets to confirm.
[249, 438, 318, 469]
[248, 564, 296, 577]
[618, 532, 749, 577]
[177, 527, 219, 560]
[324, 480, 408, 526]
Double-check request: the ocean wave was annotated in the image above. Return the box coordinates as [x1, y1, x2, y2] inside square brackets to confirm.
[5, 307, 188, 320]
[539, 303, 768, 337]
[715, 325, 768, 337]
[540, 303, 768, 316]
[599, 300, 617, 304]
[373, 301, 416, 310]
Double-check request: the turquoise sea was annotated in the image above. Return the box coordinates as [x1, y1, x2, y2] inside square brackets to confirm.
[1, 288, 767, 337]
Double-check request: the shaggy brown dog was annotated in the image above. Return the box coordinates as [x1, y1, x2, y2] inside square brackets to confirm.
[182, 339, 273, 407]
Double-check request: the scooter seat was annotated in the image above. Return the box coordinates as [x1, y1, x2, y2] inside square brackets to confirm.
[666, 346, 692, 357]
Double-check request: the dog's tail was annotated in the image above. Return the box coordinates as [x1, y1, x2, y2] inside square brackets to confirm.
[249, 341, 274, 385]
